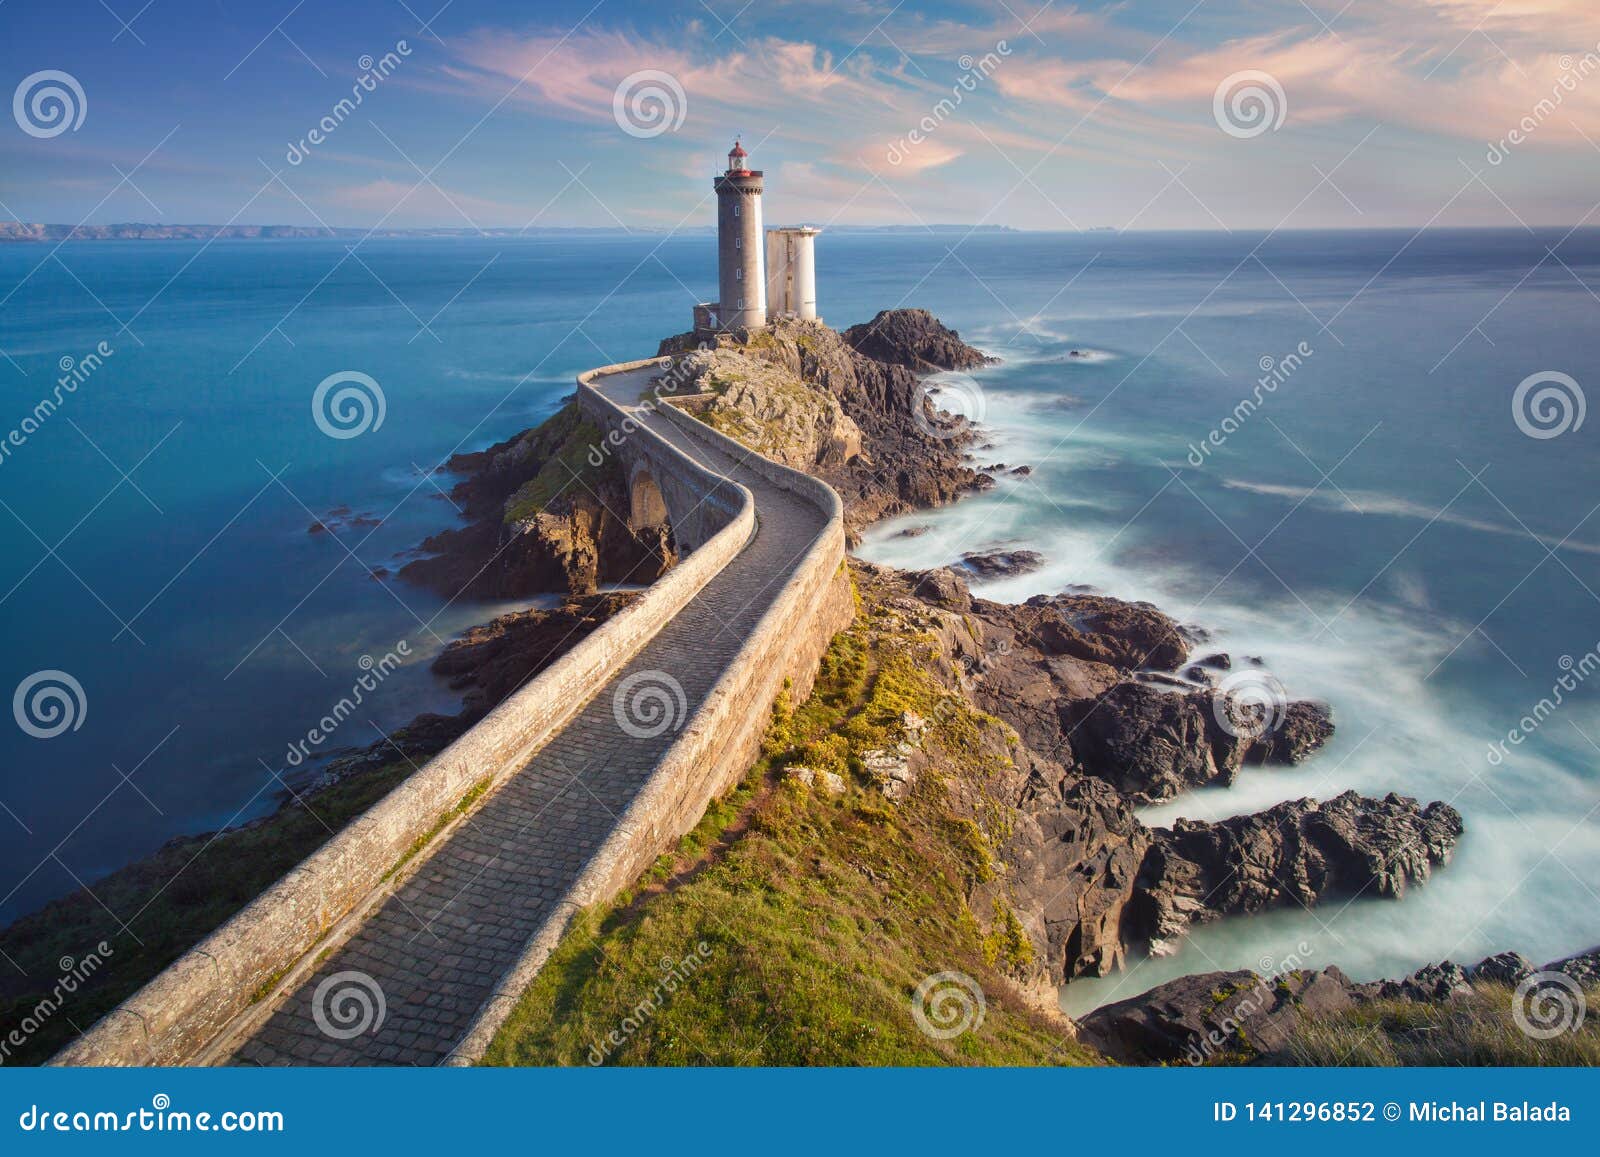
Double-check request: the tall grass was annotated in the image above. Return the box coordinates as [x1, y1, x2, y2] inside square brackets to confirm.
[1287, 983, 1600, 1066]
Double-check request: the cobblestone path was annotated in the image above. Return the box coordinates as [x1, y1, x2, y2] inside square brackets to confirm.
[229, 367, 829, 1065]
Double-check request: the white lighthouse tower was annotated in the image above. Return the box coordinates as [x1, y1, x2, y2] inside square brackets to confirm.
[765, 227, 820, 322]
[710, 140, 766, 332]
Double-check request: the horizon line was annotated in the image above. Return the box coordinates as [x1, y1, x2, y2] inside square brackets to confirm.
[4, 222, 1600, 239]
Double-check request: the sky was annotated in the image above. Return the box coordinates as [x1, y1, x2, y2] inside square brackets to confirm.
[3, 0, 1600, 230]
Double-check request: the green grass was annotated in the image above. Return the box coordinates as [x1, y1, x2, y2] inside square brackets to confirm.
[482, 587, 1096, 1067]
[1286, 983, 1600, 1066]
[501, 404, 615, 525]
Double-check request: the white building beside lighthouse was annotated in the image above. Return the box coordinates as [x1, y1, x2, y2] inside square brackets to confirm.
[766, 227, 820, 322]
[695, 140, 820, 337]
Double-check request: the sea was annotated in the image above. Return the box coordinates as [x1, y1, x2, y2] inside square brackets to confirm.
[1, 228, 1597, 1014]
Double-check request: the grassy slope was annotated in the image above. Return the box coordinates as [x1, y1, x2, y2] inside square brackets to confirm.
[1285, 983, 1600, 1066]
[483, 576, 1098, 1067]
[500, 404, 613, 526]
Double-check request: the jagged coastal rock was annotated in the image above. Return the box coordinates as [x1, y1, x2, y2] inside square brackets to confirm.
[431, 592, 639, 718]
[1137, 791, 1463, 955]
[851, 562, 1462, 988]
[1080, 945, 1600, 1065]
[399, 405, 673, 598]
[956, 549, 1046, 579]
[841, 308, 998, 372]
[659, 311, 993, 540]
[405, 310, 1006, 590]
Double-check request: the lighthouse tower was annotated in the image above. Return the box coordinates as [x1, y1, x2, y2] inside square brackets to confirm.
[712, 140, 766, 332]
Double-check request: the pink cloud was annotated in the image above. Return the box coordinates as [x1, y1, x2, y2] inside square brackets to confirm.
[994, 26, 1600, 150]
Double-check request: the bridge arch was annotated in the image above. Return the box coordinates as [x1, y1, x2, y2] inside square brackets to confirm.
[628, 464, 671, 532]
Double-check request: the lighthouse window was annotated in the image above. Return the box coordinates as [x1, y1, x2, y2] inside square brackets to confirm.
[736, 268, 742, 280]
[733, 203, 740, 217]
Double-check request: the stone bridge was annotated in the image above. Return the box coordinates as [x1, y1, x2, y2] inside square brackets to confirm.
[54, 358, 853, 1067]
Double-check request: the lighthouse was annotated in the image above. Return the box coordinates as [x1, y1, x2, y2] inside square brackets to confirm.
[712, 140, 766, 332]
[694, 140, 820, 337]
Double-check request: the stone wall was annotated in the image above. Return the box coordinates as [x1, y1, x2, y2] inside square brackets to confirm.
[53, 356, 851, 1068]
[443, 363, 852, 1062]
[53, 369, 753, 1067]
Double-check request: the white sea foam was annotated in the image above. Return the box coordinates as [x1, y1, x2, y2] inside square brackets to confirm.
[859, 424, 1600, 1015]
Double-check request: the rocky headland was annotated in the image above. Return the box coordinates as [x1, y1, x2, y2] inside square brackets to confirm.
[5, 307, 1526, 1067]
[386, 307, 1475, 1052]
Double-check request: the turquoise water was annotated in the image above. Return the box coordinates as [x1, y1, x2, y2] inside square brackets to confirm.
[3, 232, 1598, 1006]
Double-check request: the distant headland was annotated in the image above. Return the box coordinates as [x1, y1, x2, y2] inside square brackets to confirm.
[0, 222, 1019, 243]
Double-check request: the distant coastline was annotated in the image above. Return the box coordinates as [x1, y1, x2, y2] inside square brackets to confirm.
[0, 222, 1020, 243]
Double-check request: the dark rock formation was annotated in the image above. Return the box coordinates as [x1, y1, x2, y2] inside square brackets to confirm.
[1059, 689, 1328, 804]
[857, 562, 1449, 990]
[1012, 593, 1190, 671]
[432, 592, 639, 719]
[909, 566, 972, 612]
[1469, 951, 1536, 987]
[399, 404, 674, 599]
[661, 312, 994, 541]
[1550, 945, 1600, 987]
[957, 549, 1044, 579]
[1065, 682, 1239, 802]
[1080, 967, 1358, 1065]
[1256, 701, 1335, 765]
[1078, 943, 1600, 1065]
[840, 308, 996, 373]
[1135, 791, 1464, 955]
[999, 776, 1152, 981]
